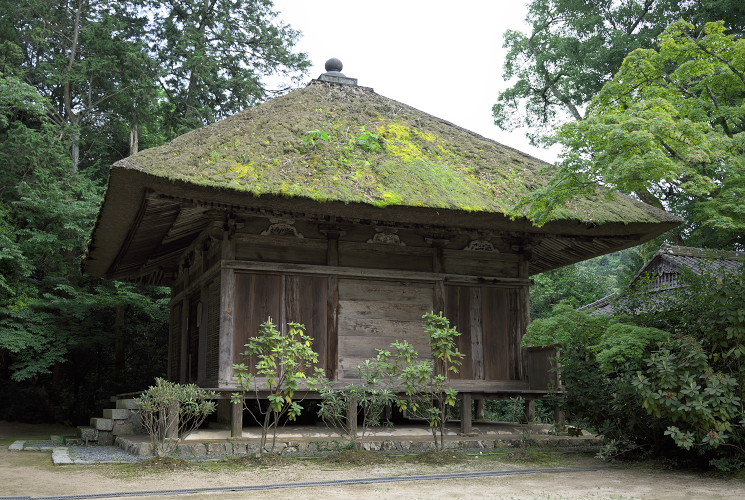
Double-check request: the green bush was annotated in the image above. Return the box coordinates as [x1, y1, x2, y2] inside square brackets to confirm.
[136, 378, 216, 457]
[525, 267, 745, 469]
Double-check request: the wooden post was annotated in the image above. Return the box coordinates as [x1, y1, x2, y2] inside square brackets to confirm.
[554, 408, 566, 427]
[166, 403, 179, 439]
[346, 398, 358, 440]
[475, 399, 485, 420]
[460, 393, 472, 434]
[524, 398, 536, 423]
[231, 400, 243, 438]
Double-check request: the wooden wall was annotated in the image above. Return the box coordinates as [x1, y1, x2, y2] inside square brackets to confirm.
[337, 279, 434, 379]
[231, 272, 330, 374]
[167, 214, 533, 390]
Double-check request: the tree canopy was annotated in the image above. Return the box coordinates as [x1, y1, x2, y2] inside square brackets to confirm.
[494, 0, 745, 146]
[0, 0, 309, 423]
[516, 21, 745, 249]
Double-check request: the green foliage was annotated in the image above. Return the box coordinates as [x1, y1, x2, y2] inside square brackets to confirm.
[316, 354, 396, 442]
[136, 378, 217, 457]
[494, 0, 745, 145]
[394, 312, 464, 450]
[518, 21, 745, 248]
[231, 319, 320, 454]
[594, 324, 670, 374]
[530, 253, 621, 319]
[529, 265, 745, 469]
[0, 74, 170, 423]
[634, 336, 741, 455]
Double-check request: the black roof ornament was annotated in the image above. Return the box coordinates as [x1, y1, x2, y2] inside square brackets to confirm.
[317, 58, 358, 86]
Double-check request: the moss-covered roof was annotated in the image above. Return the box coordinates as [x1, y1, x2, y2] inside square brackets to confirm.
[116, 81, 675, 225]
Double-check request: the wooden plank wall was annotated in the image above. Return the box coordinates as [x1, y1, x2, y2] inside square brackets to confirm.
[337, 279, 434, 379]
[445, 285, 526, 381]
[205, 277, 221, 380]
[231, 272, 330, 375]
[168, 302, 182, 381]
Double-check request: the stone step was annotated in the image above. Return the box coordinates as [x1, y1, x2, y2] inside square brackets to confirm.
[115, 398, 140, 410]
[103, 408, 132, 420]
[77, 426, 98, 443]
[90, 417, 113, 431]
[97, 430, 114, 446]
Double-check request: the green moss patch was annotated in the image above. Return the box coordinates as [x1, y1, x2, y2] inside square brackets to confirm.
[119, 82, 670, 224]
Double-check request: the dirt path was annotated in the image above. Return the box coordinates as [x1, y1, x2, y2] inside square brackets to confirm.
[2, 422, 744, 500]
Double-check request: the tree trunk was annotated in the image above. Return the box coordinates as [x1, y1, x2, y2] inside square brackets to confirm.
[129, 123, 139, 156]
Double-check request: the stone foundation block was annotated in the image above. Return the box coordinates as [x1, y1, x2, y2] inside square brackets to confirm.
[97, 431, 114, 446]
[112, 419, 136, 436]
[78, 426, 98, 443]
[206, 442, 229, 456]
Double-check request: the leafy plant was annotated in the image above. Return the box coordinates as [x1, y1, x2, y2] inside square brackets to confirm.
[303, 129, 330, 146]
[317, 352, 396, 443]
[394, 312, 464, 450]
[633, 335, 742, 455]
[136, 378, 216, 457]
[231, 319, 321, 455]
[355, 129, 384, 152]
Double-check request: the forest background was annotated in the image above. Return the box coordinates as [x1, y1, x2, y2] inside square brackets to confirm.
[0, 0, 743, 453]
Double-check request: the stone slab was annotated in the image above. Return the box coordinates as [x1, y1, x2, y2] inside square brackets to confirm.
[52, 447, 73, 465]
[78, 426, 98, 442]
[97, 431, 115, 446]
[8, 440, 25, 451]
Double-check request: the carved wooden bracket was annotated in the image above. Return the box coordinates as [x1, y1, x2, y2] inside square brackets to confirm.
[464, 239, 497, 252]
[261, 218, 304, 238]
[367, 228, 405, 246]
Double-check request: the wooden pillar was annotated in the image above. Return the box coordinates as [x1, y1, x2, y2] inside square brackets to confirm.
[475, 399, 485, 420]
[231, 400, 243, 438]
[346, 398, 358, 440]
[460, 393, 473, 434]
[524, 398, 536, 423]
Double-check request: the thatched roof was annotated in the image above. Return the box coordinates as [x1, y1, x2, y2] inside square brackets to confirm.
[580, 244, 744, 314]
[118, 82, 674, 223]
[84, 80, 681, 283]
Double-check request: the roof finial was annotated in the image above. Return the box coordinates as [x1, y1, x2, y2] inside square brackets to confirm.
[325, 58, 343, 73]
[317, 58, 358, 86]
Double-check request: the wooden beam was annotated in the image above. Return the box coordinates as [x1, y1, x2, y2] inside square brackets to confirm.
[223, 260, 532, 286]
[218, 267, 235, 386]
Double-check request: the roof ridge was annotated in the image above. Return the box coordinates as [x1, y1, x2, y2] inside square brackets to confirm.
[658, 244, 745, 261]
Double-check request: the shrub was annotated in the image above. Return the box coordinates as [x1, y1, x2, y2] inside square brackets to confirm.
[136, 378, 216, 457]
[231, 319, 321, 455]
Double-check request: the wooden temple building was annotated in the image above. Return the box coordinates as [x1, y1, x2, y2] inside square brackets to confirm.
[84, 61, 680, 434]
[581, 244, 744, 315]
